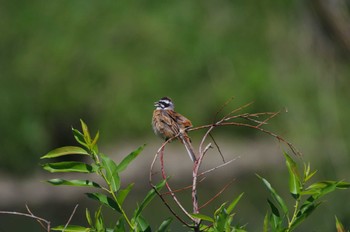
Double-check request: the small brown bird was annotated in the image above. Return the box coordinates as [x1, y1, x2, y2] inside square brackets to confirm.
[152, 97, 197, 162]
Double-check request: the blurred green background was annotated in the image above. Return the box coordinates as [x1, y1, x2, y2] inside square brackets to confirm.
[1, 0, 350, 231]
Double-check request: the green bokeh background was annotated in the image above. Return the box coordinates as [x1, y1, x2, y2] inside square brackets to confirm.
[1, 1, 349, 231]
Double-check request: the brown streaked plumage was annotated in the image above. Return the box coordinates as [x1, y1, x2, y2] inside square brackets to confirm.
[152, 97, 197, 162]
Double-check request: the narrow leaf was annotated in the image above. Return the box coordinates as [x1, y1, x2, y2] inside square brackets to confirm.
[290, 202, 321, 230]
[263, 211, 269, 232]
[86, 193, 122, 213]
[51, 225, 90, 232]
[284, 152, 301, 197]
[80, 119, 92, 144]
[335, 216, 346, 232]
[117, 183, 134, 205]
[114, 218, 125, 232]
[116, 145, 145, 173]
[47, 179, 101, 188]
[257, 174, 288, 215]
[42, 162, 95, 173]
[41, 146, 89, 159]
[85, 208, 93, 227]
[100, 153, 120, 192]
[227, 192, 244, 214]
[91, 130, 100, 147]
[306, 181, 349, 199]
[72, 128, 88, 148]
[94, 206, 104, 231]
[134, 179, 166, 219]
[156, 218, 173, 232]
[267, 199, 281, 229]
[190, 213, 214, 223]
[135, 215, 151, 232]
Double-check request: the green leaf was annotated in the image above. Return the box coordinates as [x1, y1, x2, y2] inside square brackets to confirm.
[267, 199, 281, 229]
[213, 203, 228, 232]
[47, 179, 101, 188]
[100, 153, 120, 192]
[114, 218, 126, 232]
[290, 202, 321, 230]
[263, 211, 269, 232]
[257, 174, 288, 215]
[284, 152, 301, 198]
[190, 213, 214, 223]
[335, 216, 346, 232]
[91, 130, 100, 147]
[41, 146, 89, 159]
[80, 119, 92, 144]
[72, 128, 88, 148]
[85, 208, 93, 227]
[42, 161, 95, 173]
[86, 193, 122, 213]
[303, 162, 317, 182]
[134, 179, 166, 220]
[306, 181, 349, 199]
[116, 145, 145, 173]
[94, 206, 104, 231]
[227, 192, 244, 214]
[51, 225, 90, 232]
[117, 183, 134, 205]
[135, 215, 151, 232]
[156, 218, 173, 232]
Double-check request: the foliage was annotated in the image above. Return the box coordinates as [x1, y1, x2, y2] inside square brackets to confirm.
[41, 120, 171, 232]
[258, 152, 350, 232]
[39, 121, 349, 231]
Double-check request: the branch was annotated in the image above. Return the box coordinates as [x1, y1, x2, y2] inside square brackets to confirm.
[197, 157, 240, 178]
[63, 204, 79, 231]
[0, 210, 50, 231]
[159, 146, 195, 225]
[199, 178, 236, 210]
[26, 204, 47, 231]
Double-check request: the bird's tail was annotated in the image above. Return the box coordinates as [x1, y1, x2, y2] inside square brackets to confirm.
[179, 133, 197, 162]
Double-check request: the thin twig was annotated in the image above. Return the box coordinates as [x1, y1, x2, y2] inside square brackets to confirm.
[26, 204, 46, 230]
[162, 177, 206, 195]
[209, 133, 225, 162]
[150, 184, 194, 228]
[224, 101, 255, 120]
[213, 96, 235, 122]
[0, 210, 50, 231]
[197, 157, 240, 177]
[198, 178, 236, 210]
[63, 204, 79, 231]
[159, 146, 195, 223]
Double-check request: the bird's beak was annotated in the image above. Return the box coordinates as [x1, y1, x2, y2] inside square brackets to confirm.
[154, 102, 159, 107]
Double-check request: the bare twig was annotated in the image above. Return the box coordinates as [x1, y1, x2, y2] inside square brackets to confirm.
[159, 146, 195, 224]
[26, 204, 47, 230]
[199, 178, 236, 210]
[150, 100, 302, 231]
[197, 157, 240, 177]
[209, 133, 225, 162]
[213, 96, 235, 122]
[150, 184, 194, 228]
[63, 204, 79, 231]
[162, 177, 206, 195]
[0, 210, 50, 231]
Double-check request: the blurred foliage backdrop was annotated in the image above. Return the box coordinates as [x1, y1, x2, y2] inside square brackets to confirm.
[1, 0, 350, 230]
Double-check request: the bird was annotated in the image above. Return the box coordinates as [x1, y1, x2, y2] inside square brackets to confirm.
[152, 97, 197, 162]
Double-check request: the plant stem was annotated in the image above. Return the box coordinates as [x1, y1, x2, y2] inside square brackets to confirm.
[287, 197, 301, 231]
[95, 153, 134, 230]
[110, 190, 134, 230]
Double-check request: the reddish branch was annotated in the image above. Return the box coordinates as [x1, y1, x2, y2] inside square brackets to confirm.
[149, 101, 301, 231]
